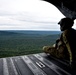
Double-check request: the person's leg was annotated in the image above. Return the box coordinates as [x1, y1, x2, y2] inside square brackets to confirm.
[43, 46, 57, 57]
[43, 45, 67, 59]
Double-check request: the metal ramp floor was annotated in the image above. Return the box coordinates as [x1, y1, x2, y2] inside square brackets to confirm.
[0, 53, 75, 75]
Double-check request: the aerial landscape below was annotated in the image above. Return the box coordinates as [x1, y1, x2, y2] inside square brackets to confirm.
[0, 30, 61, 58]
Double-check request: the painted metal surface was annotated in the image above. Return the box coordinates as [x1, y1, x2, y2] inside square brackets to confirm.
[0, 53, 75, 75]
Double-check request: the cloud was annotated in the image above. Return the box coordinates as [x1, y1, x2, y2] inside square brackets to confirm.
[0, 0, 64, 30]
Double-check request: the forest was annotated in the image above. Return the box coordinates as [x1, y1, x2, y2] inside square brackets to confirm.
[0, 30, 60, 58]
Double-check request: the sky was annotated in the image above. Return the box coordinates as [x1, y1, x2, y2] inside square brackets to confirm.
[0, 0, 76, 31]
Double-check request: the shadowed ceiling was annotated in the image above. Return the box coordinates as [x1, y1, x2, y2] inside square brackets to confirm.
[43, 0, 76, 19]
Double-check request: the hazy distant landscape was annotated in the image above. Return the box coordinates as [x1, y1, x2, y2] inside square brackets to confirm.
[0, 30, 61, 58]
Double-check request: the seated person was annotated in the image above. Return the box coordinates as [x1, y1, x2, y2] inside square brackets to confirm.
[43, 18, 76, 67]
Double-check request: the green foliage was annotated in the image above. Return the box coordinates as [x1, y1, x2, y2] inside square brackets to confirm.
[0, 31, 60, 58]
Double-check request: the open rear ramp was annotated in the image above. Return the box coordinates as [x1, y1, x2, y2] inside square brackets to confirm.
[0, 53, 75, 75]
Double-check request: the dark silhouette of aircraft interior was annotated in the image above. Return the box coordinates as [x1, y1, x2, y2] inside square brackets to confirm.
[43, 0, 76, 20]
